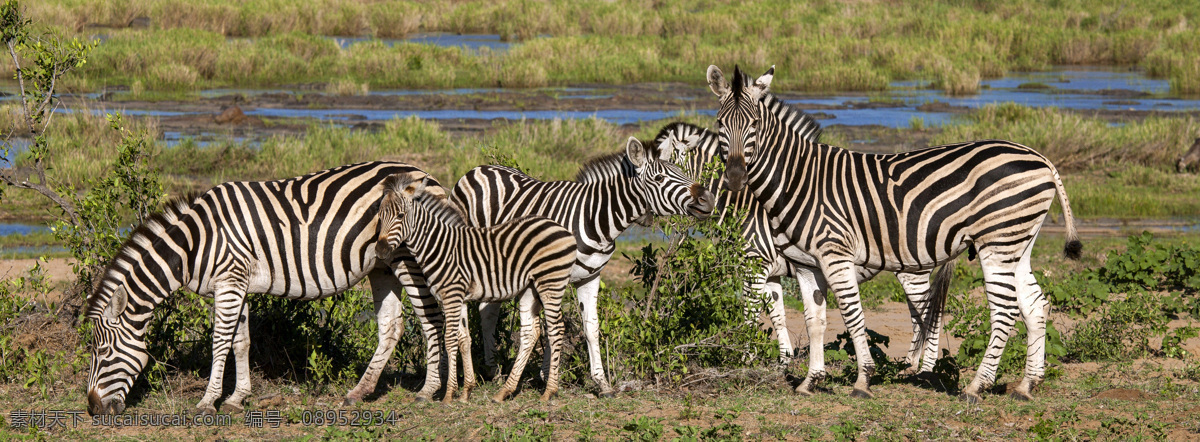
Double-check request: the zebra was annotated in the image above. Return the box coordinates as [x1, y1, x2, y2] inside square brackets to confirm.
[654, 121, 947, 376]
[454, 136, 715, 397]
[704, 64, 1082, 402]
[376, 172, 578, 403]
[85, 161, 450, 416]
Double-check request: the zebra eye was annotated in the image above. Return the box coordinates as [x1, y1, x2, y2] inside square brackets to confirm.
[653, 174, 666, 183]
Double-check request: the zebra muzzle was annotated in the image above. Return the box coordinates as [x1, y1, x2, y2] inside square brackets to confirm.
[374, 240, 393, 258]
[688, 185, 716, 218]
[87, 389, 125, 415]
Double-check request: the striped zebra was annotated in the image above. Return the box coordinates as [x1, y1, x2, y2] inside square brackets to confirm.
[705, 64, 1081, 402]
[454, 136, 714, 397]
[654, 121, 946, 375]
[376, 172, 578, 403]
[85, 162, 449, 416]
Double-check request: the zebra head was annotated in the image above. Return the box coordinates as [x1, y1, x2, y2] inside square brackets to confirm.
[653, 122, 716, 184]
[86, 283, 148, 415]
[376, 172, 433, 257]
[707, 64, 774, 192]
[625, 136, 715, 219]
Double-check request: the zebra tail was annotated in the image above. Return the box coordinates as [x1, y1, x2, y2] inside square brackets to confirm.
[1049, 162, 1083, 260]
[917, 260, 955, 351]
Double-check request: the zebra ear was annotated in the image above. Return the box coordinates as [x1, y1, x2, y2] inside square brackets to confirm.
[707, 65, 730, 97]
[104, 286, 128, 320]
[750, 65, 774, 99]
[402, 176, 429, 199]
[682, 134, 702, 155]
[625, 137, 648, 169]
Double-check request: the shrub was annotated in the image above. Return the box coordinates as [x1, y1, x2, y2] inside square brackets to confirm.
[598, 208, 774, 383]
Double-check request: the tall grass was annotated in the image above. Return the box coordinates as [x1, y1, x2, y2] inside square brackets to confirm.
[26, 0, 1200, 94]
[933, 103, 1200, 170]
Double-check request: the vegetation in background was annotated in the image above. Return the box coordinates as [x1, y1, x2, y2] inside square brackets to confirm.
[14, 0, 1200, 93]
[934, 103, 1200, 171]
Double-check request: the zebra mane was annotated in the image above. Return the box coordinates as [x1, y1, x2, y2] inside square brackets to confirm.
[730, 64, 746, 108]
[575, 151, 637, 183]
[84, 194, 199, 319]
[761, 93, 823, 142]
[381, 174, 466, 226]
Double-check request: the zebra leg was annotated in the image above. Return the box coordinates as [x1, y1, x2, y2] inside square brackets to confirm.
[821, 259, 877, 399]
[478, 301, 502, 381]
[539, 281, 567, 402]
[793, 266, 828, 396]
[393, 258, 444, 403]
[960, 248, 1022, 404]
[493, 293, 542, 403]
[744, 256, 792, 365]
[344, 269, 407, 405]
[575, 278, 615, 397]
[196, 284, 248, 414]
[763, 275, 791, 364]
[222, 303, 252, 412]
[440, 289, 465, 405]
[896, 271, 934, 375]
[1011, 242, 1048, 401]
[457, 313, 477, 403]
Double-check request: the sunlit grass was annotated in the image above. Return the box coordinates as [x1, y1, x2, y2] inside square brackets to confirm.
[21, 0, 1200, 94]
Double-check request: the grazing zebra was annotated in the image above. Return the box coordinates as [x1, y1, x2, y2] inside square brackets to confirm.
[85, 162, 448, 416]
[376, 172, 578, 403]
[454, 136, 715, 397]
[705, 64, 1081, 402]
[654, 121, 946, 375]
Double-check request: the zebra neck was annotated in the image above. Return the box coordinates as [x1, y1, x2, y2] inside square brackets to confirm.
[596, 178, 649, 238]
[748, 103, 841, 212]
[402, 204, 460, 265]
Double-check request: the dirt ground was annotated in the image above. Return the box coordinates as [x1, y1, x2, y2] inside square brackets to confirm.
[2, 257, 1199, 439]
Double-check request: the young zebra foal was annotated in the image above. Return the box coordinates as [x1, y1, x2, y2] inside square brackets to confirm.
[376, 172, 578, 403]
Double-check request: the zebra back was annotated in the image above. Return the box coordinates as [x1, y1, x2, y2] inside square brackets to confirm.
[379, 173, 577, 301]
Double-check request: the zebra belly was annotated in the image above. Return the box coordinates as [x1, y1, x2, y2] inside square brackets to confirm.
[569, 250, 611, 284]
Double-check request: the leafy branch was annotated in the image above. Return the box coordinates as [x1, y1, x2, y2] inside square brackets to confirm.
[0, 0, 95, 223]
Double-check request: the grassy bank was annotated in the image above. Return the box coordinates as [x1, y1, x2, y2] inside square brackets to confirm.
[20, 0, 1200, 93]
[3, 104, 1198, 221]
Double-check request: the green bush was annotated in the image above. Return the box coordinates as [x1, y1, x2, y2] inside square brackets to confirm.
[1066, 292, 1172, 362]
[597, 209, 774, 383]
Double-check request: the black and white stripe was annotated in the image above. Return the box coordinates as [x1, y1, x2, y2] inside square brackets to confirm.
[377, 172, 578, 403]
[707, 65, 1081, 402]
[85, 161, 448, 415]
[451, 137, 715, 396]
[655, 121, 945, 374]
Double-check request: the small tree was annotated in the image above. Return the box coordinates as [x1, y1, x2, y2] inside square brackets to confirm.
[0, 0, 94, 218]
[0, 1, 162, 319]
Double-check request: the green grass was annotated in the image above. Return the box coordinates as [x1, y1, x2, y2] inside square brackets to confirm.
[20, 0, 1200, 93]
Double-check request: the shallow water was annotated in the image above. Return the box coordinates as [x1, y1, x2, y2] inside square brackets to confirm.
[242, 107, 711, 126]
[323, 33, 513, 53]
[0, 224, 48, 236]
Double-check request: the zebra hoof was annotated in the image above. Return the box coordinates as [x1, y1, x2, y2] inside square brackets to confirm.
[1009, 390, 1034, 402]
[342, 397, 361, 406]
[850, 388, 874, 399]
[958, 392, 982, 404]
[490, 391, 509, 403]
[413, 395, 432, 404]
[197, 406, 217, 416]
[223, 402, 244, 413]
[598, 391, 615, 399]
